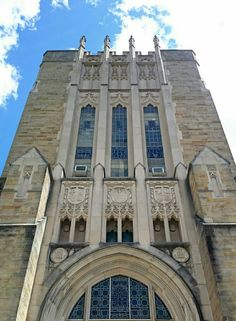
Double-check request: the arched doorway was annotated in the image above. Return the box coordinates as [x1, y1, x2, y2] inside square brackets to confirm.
[39, 245, 202, 321]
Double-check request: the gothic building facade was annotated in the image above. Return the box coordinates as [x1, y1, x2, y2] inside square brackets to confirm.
[1, 36, 236, 321]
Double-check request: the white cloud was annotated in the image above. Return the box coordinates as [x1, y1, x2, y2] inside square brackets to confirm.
[85, 0, 100, 6]
[112, 0, 236, 161]
[0, 0, 40, 108]
[51, 0, 69, 9]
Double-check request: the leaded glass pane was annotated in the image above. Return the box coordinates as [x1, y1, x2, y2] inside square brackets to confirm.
[155, 293, 172, 319]
[111, 105, 128, 177]
[111, 276, 129, 319]
[144, 104, 165, 173]
[90, 276, 150, 320]
[90, 279, 110, 319]
[69, 294, 85, 319]
[75, 105, 96, 173]
[130, 279, 150, 319]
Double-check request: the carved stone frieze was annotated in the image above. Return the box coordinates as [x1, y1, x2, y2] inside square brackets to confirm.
[111, 63, 128, 80]
[139, 92, 160, 107]
[82, 63, 101, 80]
[105, 184, 134, 219]
[79, 92, 99, 108]
[110, 92, 129, 107]
[59, 182, 90, 219]
[147, 64, 156, 80]
[149, 183, 180, 219]
[138, 64, 148, 80]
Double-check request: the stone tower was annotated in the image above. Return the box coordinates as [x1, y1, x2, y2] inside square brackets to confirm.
[1, 36, 236, 321]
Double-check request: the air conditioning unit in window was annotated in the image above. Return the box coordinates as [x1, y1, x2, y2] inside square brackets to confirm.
[74, 165, 88, 177]
[152, 166, 165, 176]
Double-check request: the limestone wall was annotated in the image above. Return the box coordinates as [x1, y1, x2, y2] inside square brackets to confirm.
[0, 226, 35, 321]
[163, 52, 235, 166]
[203, 225, 236, 321]
[2, 52, 74, 176]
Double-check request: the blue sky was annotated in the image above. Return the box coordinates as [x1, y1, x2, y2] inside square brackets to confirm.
[0, 0, 236, 174]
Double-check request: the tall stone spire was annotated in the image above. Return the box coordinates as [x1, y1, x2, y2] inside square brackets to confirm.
[153, 35, 166, 84]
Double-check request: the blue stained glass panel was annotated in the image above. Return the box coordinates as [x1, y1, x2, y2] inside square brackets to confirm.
[69, 294, 85, 319]
[90, 276, 151, 320]
[76, 147, 93, 159]
[155, 293, 172, 320]
[111, 105, 128, 177]
[130, 279, 150, 319]
[75, 105, 96, 160]
[112, 147, 128, 159]
[144, 104, 165, 171]
[111, 276, 129, 319]
[90, 279, 110, 319]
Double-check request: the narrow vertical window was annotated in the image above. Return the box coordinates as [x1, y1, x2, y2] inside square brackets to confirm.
[144, 104, 164, 173]
[75, 105, 96, 175]
[111, 105, 128, 177]
[74, 218, 86, 243]
[122, 217, 133, 242]
[106, 217, 118, 242]
[59, 218, 71, 243]
[153, 218, 165, 242]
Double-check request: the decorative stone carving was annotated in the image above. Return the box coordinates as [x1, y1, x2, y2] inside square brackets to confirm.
[148, 64, 156, 80]
[82, 63, 100, 80]
[150, 184, 180, 219]
[50, 247, 68, 263]
[60, 183, 89, 219]
[138, 64, 147, 80]
[207, 165, 217, 178]
[79, 92, 99, 108]
[139, 92, 160, 107]
[105, 186, 134, 219]
[172, 247, 190, 263]
[83, 65, 91, 80]
[111, 63, 128, 81]
[23, 165, 33, 178]
[110, 92, 129, 107]
[92, 65, 100, 80]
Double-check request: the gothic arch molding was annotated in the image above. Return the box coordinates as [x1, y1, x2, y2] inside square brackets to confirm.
[39, 245, 203, 321]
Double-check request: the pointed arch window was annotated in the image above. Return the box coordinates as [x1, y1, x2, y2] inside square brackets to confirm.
[111, 105, 128, 177]
[144, 104, 165, 173]
[68, 276, 172, 320]
[75, 105, 96, 175]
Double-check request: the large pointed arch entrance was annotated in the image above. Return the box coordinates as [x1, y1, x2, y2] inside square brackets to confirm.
[39, 245, 202, 321]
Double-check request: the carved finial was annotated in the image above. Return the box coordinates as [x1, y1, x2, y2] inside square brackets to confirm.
[79, 35, 86, 49]
[153, 35, 160, 48]
[129, 35, 135, 48]
[104, 35, 110, 48]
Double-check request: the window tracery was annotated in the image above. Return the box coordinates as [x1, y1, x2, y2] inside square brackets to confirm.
[68, 276, 172, 320]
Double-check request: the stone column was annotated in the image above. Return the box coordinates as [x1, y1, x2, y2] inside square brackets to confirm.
[129, 36, 150, 244]
[55, 36, 86, 178]
[153, 35, 186, 180]
[89, 36, 110, 244]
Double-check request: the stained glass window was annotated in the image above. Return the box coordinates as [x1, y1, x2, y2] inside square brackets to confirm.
[111, 105, 128, 177]
[144, 104, 165, 173]
[68, 277, 172, 320]
[155, 293, 172, 320]
[69, 294, 85, 319]
[90, 279, 110, 319]
[75, 105, 96, 174]
[90, 276, 150, 319]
